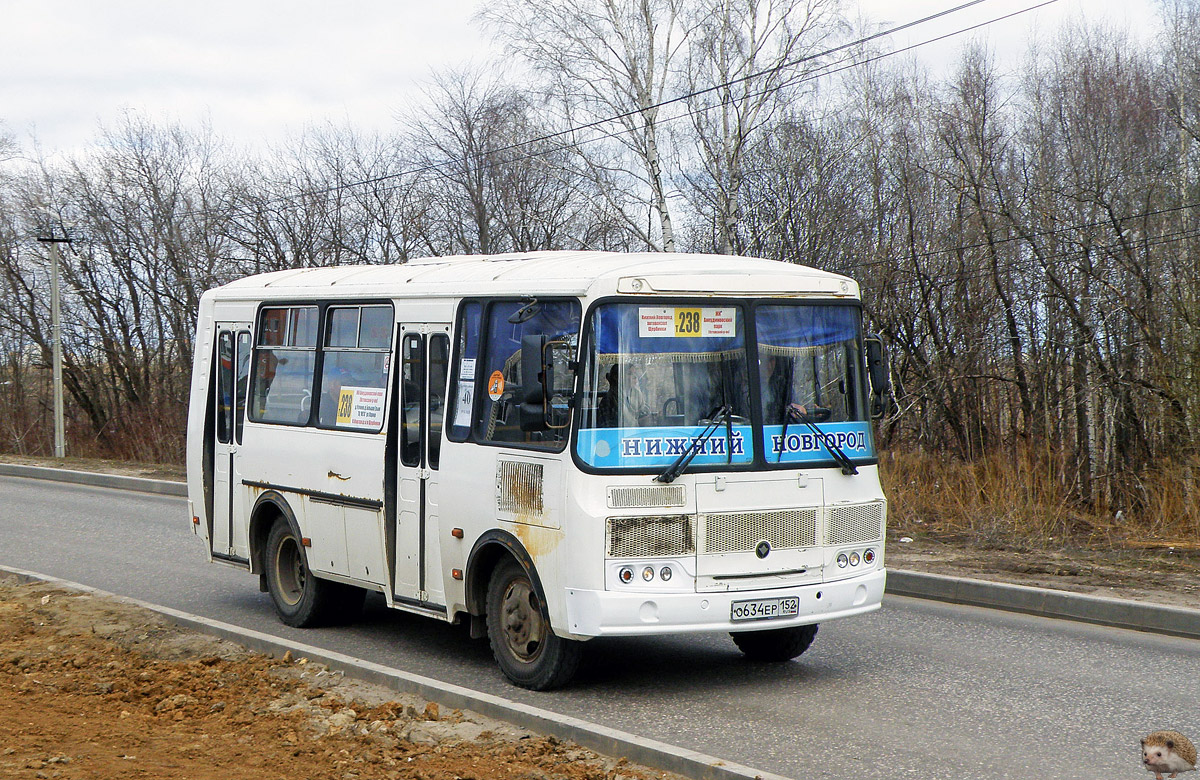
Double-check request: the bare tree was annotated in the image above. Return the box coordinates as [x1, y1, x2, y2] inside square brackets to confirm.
[0, 124, 17, 165]
[408, 70, 517, 255]
[410, 67, 629, 255]
[681, 0, 842, 254]
[479, 0, 693, 251]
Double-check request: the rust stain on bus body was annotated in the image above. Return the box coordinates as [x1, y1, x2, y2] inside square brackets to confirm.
[511, 520, 562, 562]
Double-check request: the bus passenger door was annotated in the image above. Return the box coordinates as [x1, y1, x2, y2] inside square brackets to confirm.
[211, 325, 252, 562]
[393, 326, 451, 609]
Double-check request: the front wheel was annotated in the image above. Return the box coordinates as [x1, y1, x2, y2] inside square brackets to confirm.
[486, 558, 582, 690]
[265, 519, 363, 627]
[731, 624, 818, 662]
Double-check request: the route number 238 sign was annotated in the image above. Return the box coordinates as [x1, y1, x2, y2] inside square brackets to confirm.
[638, 307, 736, 338]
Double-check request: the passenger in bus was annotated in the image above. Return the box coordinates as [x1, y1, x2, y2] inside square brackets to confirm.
[319, 366, 351, 425]
[597, 364, 620, 427]
[597, 364, 652, 427]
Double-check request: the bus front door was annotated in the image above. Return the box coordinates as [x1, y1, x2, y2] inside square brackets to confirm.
[211, 325, 252, 562]
[393, 326, 451, 611]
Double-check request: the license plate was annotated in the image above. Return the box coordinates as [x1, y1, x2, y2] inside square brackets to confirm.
[730, 596, 800, 622]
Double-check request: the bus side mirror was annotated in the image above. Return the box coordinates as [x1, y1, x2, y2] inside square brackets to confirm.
[519, 335, 575, 432]
[543, 338, 574, 430]
[519, 334, 548, 431]
[864, 334, 893, 420]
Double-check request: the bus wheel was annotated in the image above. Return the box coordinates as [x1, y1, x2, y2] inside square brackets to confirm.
[486, 558, 582, 690]
[730, 624, 818, 662]
[265, 519, 347, 627]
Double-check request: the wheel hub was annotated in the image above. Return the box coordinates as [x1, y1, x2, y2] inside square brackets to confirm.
[501, 579, 544, 662]
[275, 536, 305, 606]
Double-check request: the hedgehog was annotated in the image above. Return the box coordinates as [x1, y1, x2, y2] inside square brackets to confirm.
[1142, 731, 1197, 780]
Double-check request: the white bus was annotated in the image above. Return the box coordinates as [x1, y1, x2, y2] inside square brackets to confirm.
[186, 251, 892, 689]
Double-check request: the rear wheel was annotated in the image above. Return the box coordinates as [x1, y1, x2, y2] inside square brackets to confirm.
[731, 624, 818, 662]
[265, 519, 363, 627]
[486, 558, 582, 690]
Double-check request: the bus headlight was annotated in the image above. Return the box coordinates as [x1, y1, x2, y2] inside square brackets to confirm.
[849, 552, 861, 566]
[660, 566, 673, 581]
[642, 566, 655, 582]
[863, 548, 876, 565]
[619, 567, 634, 584]
[837, 553, 849, 568]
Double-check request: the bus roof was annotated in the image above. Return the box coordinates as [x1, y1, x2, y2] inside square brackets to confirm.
[208, 250, 859, 301]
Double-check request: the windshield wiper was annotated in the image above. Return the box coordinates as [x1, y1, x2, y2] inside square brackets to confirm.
[788, 406, 859, 476]
[777, 358, 799, 463]
[718, 360, 734, 465]
[655, 405, 729, 484]
[777, 405, 793, 464]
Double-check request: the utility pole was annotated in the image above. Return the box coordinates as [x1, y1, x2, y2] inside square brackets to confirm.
[36, 234, 70, 458]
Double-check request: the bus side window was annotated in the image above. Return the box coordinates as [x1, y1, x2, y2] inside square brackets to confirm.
[473, 299, 580, 450]
[216, 331, 234, 444]
[428, 334, 449, 469]
[318, 305, 393, 431]
[234, 331, 251, 443]
[446, 302, 482, 442]
[249, 306, 318, 426]
[401, 334, 424, 467]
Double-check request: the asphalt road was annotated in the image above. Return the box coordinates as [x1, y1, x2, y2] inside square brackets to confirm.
[1, 475, 1196, 779]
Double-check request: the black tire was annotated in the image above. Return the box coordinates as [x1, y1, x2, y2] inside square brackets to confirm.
[731, 624, 818, 662]
[486, 558, 582, 690]
[264, 519, 362, 627]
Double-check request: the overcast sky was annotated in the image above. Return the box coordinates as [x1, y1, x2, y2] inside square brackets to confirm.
[0, 0, 1160, 157]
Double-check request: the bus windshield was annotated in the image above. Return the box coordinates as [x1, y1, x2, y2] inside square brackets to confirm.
[756, 304, 870, 465]
[576, 301, 874, 471]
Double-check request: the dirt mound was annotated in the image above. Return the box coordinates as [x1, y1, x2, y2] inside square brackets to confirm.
[0, 575, 680, 780]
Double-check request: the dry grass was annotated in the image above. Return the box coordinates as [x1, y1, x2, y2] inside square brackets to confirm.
[0, 394, 187, 467]
[880, 447, 1200, 551]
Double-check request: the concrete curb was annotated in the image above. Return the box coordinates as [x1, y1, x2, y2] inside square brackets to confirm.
[0, 564, 787, 780]
[886, 569, 1200, 640]
[0, 463, 187, 497]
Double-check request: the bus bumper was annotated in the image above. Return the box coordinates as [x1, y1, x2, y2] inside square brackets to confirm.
[561, 568, 885, 638]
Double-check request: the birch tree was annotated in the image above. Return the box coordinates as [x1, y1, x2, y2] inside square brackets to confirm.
[480, 0, 693, 251]
[682, 0, 841, 253]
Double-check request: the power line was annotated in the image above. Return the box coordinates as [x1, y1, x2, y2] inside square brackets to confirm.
[5, 0, 1061, 248]
[180, 0, 1044, 221]
[15, 0, 1191, 284]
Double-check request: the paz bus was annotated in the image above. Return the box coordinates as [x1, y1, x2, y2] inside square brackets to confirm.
[185, 251, 892, 689]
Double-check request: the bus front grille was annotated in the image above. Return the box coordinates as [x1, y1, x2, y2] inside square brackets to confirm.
[701, 509, 817, 554]
[826, 502, 885, 546]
